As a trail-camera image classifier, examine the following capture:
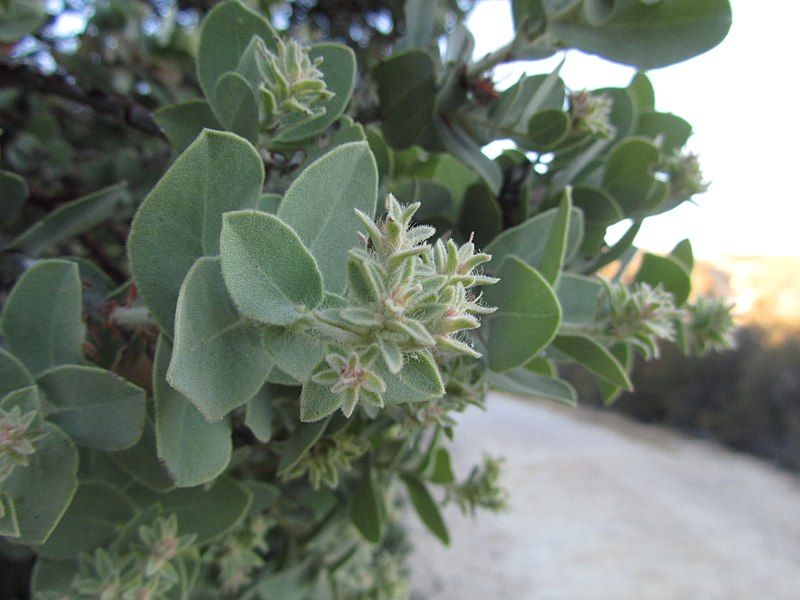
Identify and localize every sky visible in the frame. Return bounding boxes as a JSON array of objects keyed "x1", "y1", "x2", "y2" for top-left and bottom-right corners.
[{"x1": 466, "y1": 0, "x2": 799, "y2": 259}]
